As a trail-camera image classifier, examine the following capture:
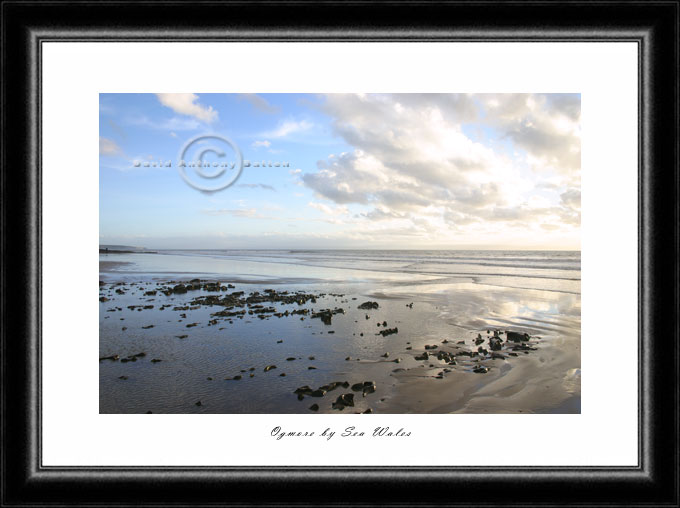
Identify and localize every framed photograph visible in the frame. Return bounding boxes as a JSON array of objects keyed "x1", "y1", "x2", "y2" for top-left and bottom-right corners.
[{"x1": 2, "y1": 1, "x2": 678, "y2": 505}]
